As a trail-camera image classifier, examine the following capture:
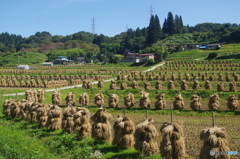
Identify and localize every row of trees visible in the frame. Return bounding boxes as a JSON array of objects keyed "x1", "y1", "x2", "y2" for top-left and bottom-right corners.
[
  {"x1": 0, "y1": 32, "x2": 23, "y2": 52},
  {"x1": 122, "y1": 12, "x2": 185, "y2": 52}
]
